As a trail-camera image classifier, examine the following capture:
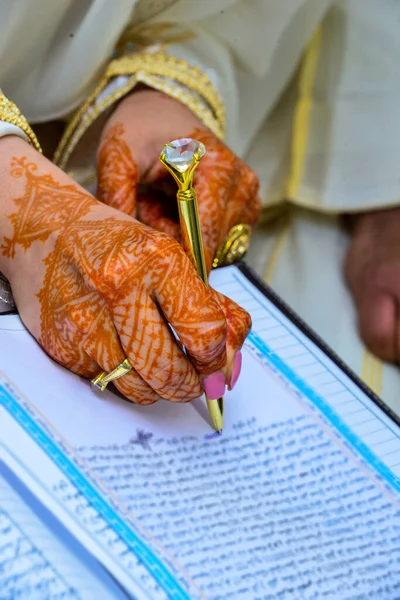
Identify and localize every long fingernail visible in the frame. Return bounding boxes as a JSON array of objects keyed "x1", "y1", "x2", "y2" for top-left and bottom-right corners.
[
  {"x1": 229, "y1": 351, "x2": 242, "y2": 391},
  {"x1": 203, "y1": 372, "x2": 225, "y2": 400}
]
